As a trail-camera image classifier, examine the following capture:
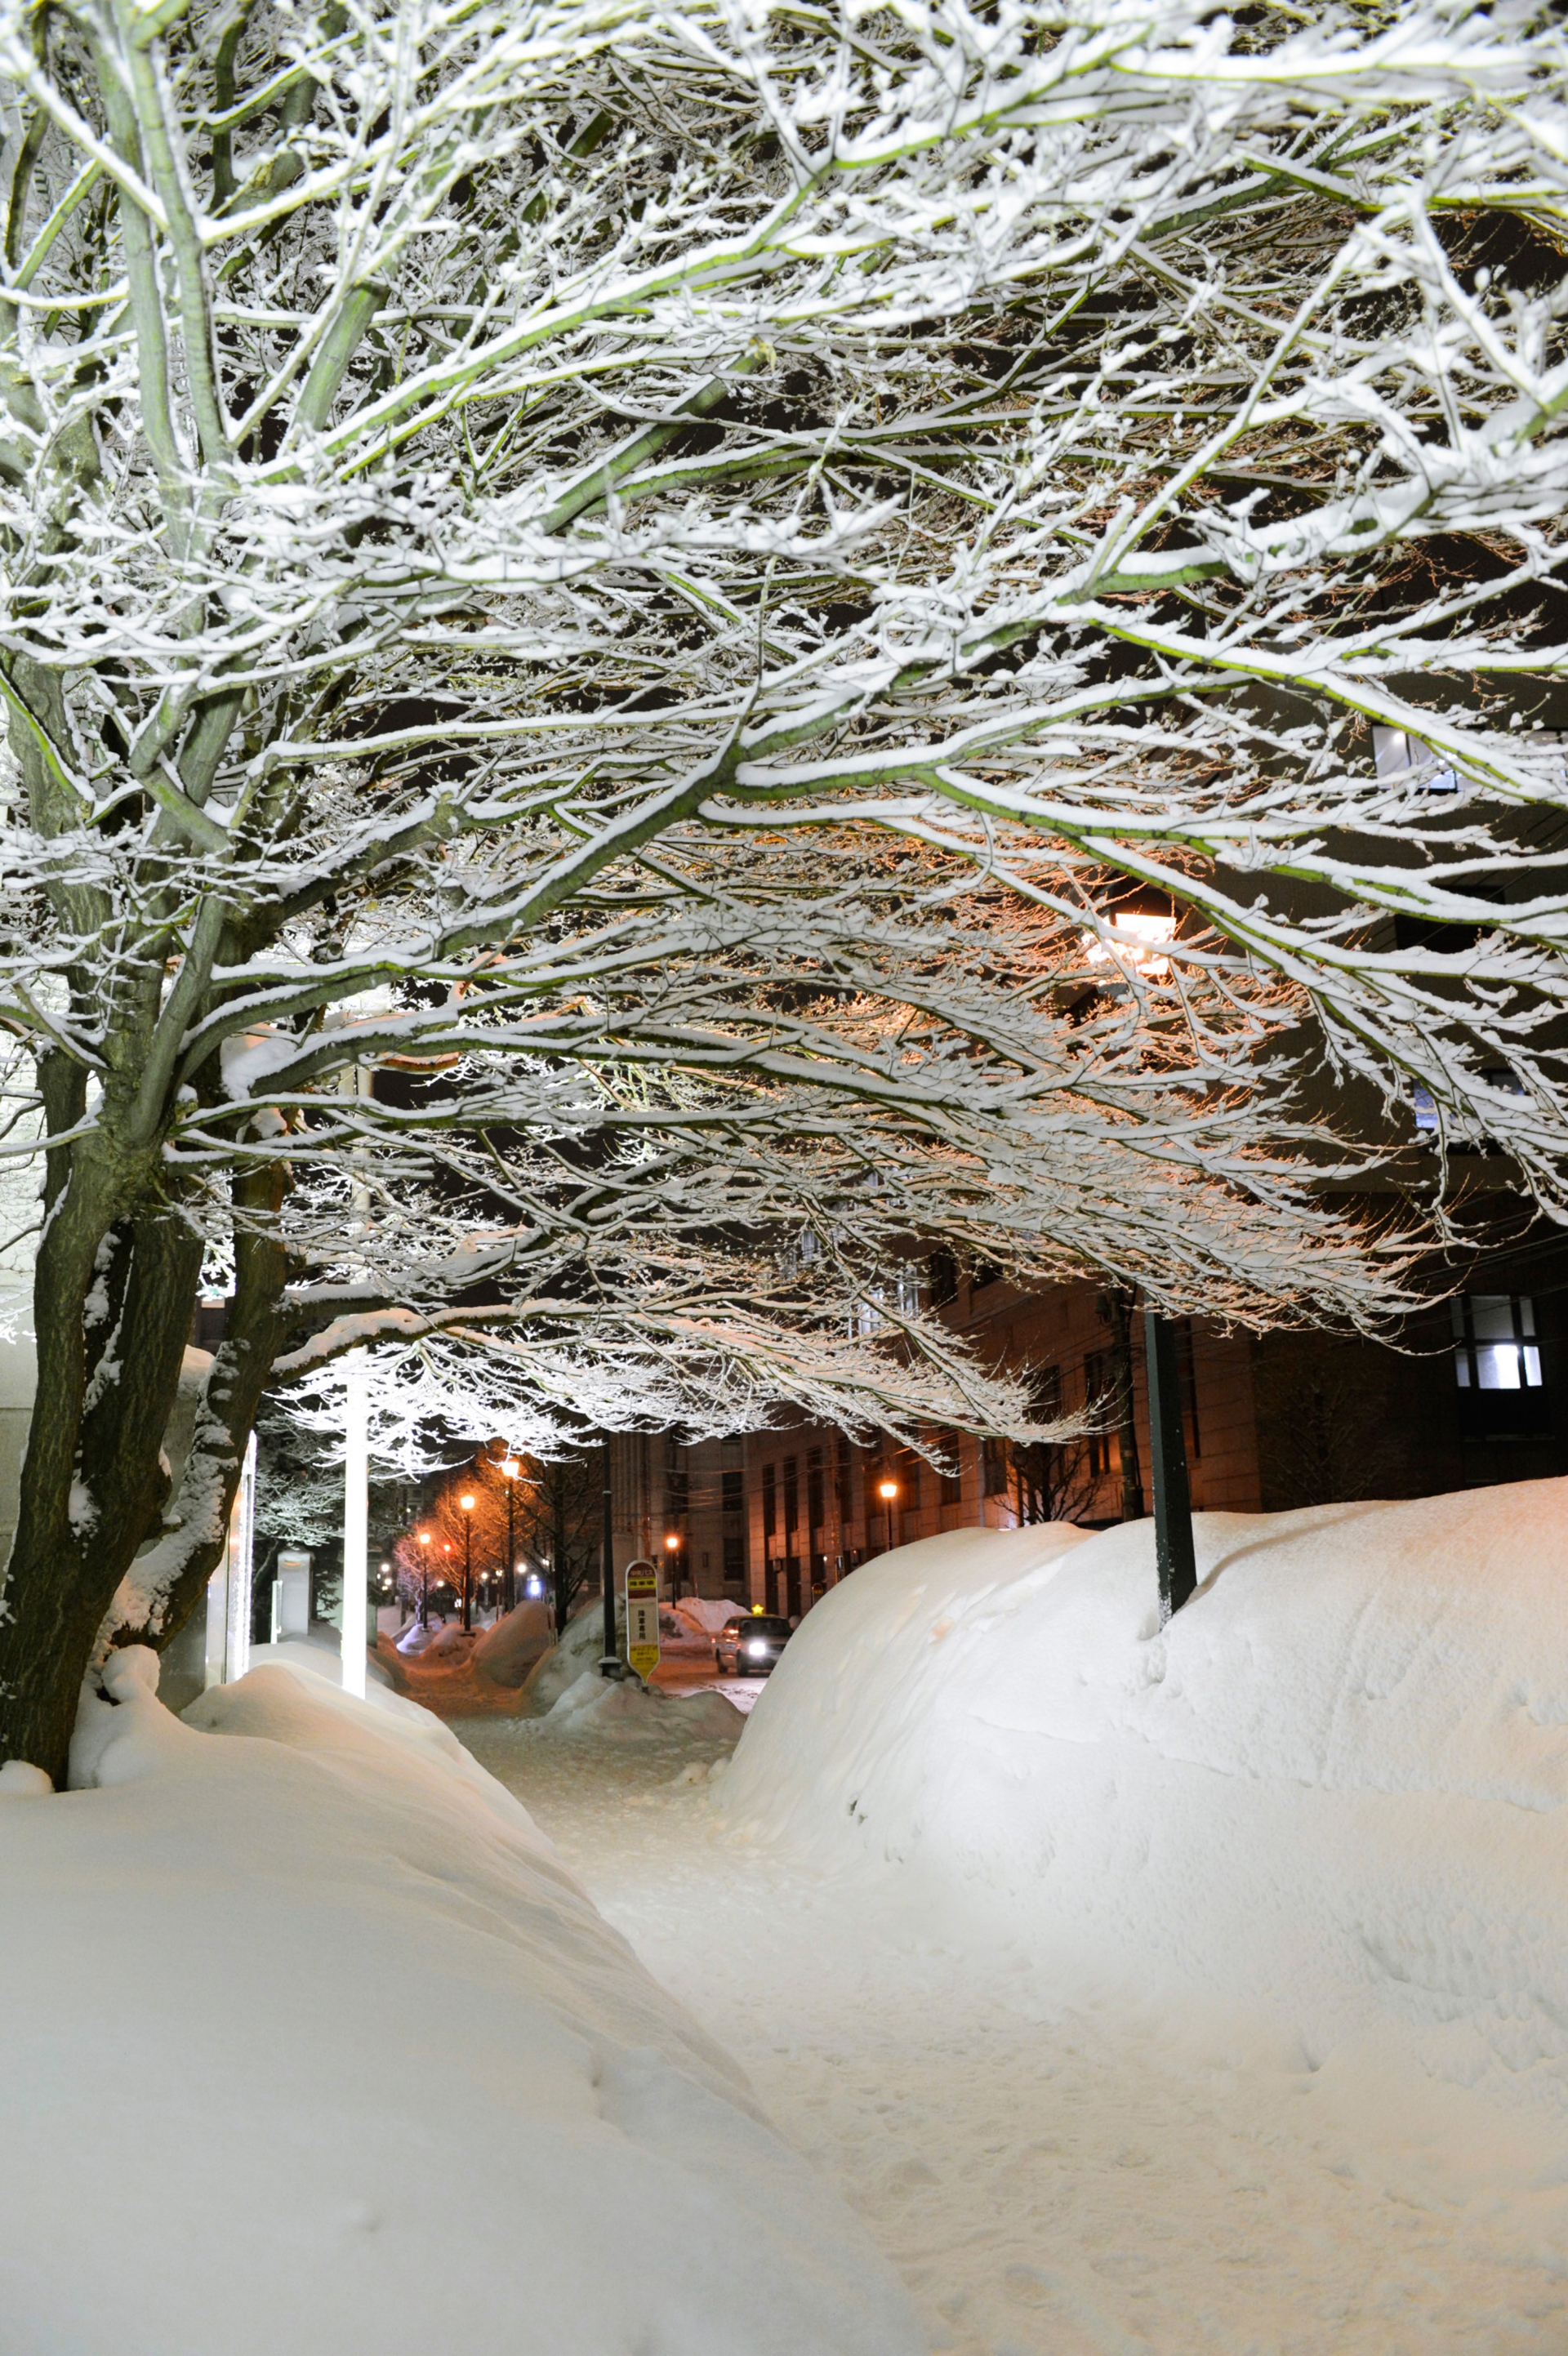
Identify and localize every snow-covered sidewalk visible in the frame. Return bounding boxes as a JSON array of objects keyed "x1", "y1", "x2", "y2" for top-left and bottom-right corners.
[
  {"x1": 0, "y1": 1649, "x2": 921, "y2": 2356},
  {"x1": 455, "y1": 1493, "x2": 1568, "y2": 2356}
]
